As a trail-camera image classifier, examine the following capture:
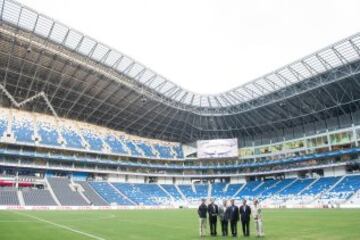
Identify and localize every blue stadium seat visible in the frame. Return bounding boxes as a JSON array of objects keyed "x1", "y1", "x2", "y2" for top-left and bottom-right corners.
[
  {"x1": 112, "y1": 183, "x2": 158, "y2": 205},
  {"x1": 235, "y1": 181, "x2": 263, "y2": 199},
  {"x1": 178, "y1": 185, "x2": 196, "y2": 199},
  {"x1": 89, "y1": 182, "x2": 133, "y2": 205},
  {"x1": 301, "y1": 177, "x2": 340, "y2": 196},
  {"x1": 82, "y1": 131, "x2": 104, "y2": 151},
  {"x1": 251, "y1": 179, "x2": 277, "y2": 196},
  {"x1": 62, "y1": 128, "x2": 84, "y2": 149},
  {"x1": 211, "y1": 183, "x2": 227, "y2": 198},
  {"x1": 37, "y1": 123, "x2": 60, "y2": 146},
  {"x1": 161, "y1": 184, "x2": 183, "y2": 200},
  {"x1": 0, "y1": 117, "x2": 7, "y2": 137},
  {"x1": 194, "y1": 184, "x2": 209, "y2": 199},
  {"x1": 125, "y1": 140, "x2": 142, "y2": 157},
  {"x1": 279, "y1": 179, "x2": 315, "y2": 196},
  {"x1": 173, "y1": 145, "x2": 184, "y2": 158},
  {"x1": 137, "y1": 142, "x2": 156, "y2": 158},
  {"x1": 104, "y1": 135, "x2": 128, "y2": 154},
  {"x1": 223, "y1": 184, "x2": 243, "y2": 198},
  {"x1": 261, "y1": 179, "x2": 295, "y2": 197},
  {"x1": 322, "y1": 175, "x2": 360, "y2": 200},
  {"x1": 12, "y1": 118, "x2": 34, "y2": 143},
  {"x1": 154, "y1": 144, "x2": 175, "y2": 159}
]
